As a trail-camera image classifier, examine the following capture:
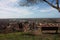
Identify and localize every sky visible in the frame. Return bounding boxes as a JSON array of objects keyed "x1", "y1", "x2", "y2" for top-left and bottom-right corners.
[{"x1": 0, "y1": 0, "x2": 60, "y2": 18}]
